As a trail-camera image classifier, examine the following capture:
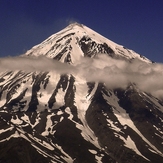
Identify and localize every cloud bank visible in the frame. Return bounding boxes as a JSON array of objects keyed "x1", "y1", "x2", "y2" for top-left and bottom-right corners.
[
  {"x1": 0, "y1": 55, "x2": 163, "y2": 99},
  {"x1": 0, "y1": 56, "x2": 73, "y2": 73}
]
